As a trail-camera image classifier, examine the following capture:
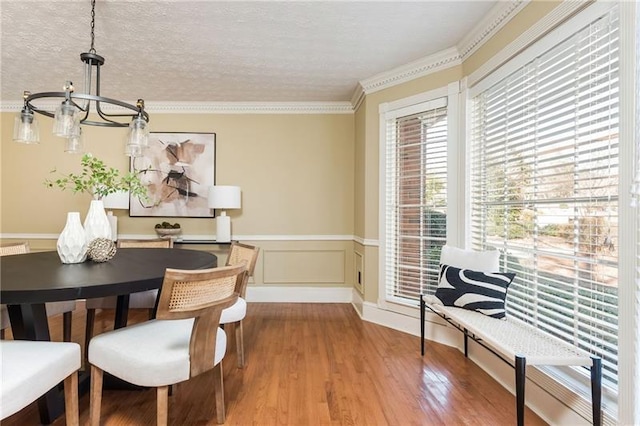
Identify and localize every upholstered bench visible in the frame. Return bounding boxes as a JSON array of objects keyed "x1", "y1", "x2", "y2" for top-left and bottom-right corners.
[{"x1": 420, "y1": 294, "x2": 602, "y2": 426}]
